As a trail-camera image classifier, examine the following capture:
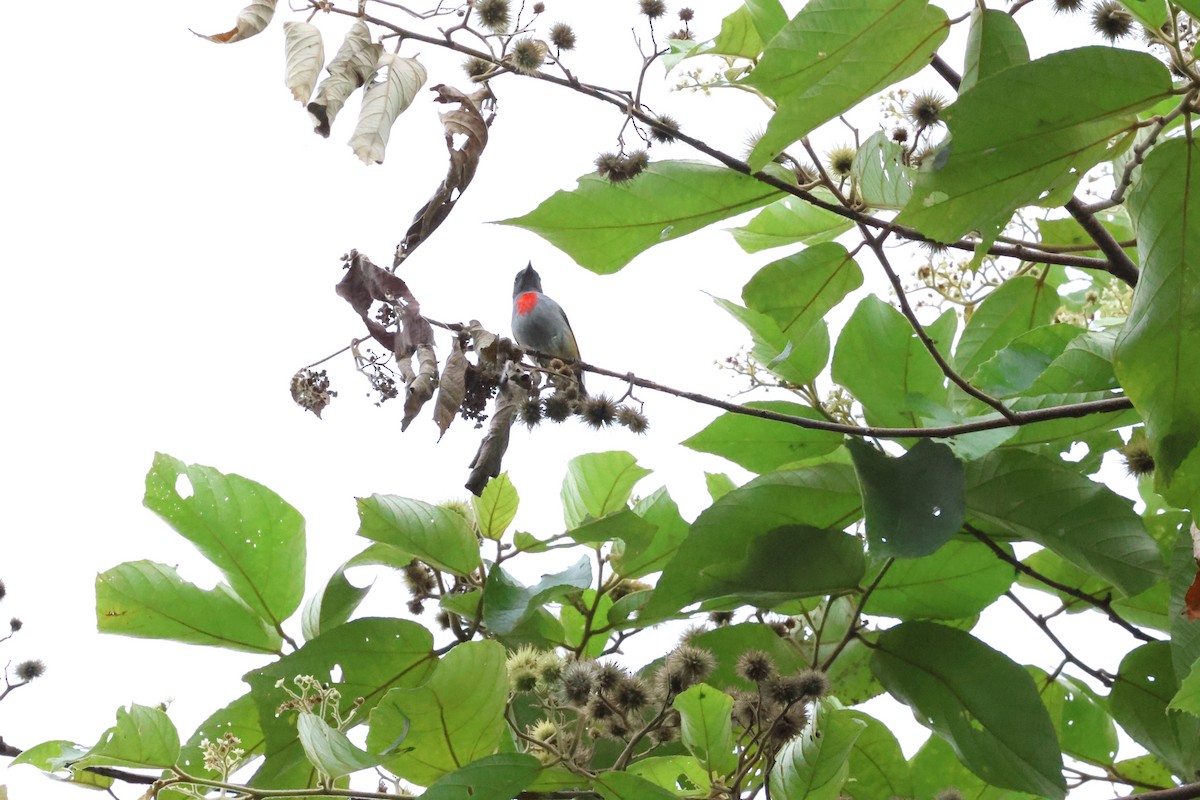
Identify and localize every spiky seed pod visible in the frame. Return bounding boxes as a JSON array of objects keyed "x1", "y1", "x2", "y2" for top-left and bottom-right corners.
[
  {"x1": 519, "y1": 397, "x2": 543, "y2": 429},
  {"x1": 617, "y1": 405, "x2": 650, "y2": 434},
  {"x1": 585, "y1": 694, "x2": 613, "y2": 720},
  {"x1": 731, "y1": 693, "x2": 757, "y2": 728},
  {"x1": 463, "y1": 56, "x2": 492, "y2": 78},
  {"x1": 766, "y1": 674, "x2": 807, "y2": 706},
  {"x1": 1091, "y1": 0, "x2": 1134, "y2": 40},
  {"x1": 529, "y1": 719, "x2": 557, "y2": 742},
  {"x1": 769, "y1": 707, "x2": 804, "y2": 741},
  {"x1": 678, "y1": 623, "x2": 708, "y2": 645},
  {"x1": 614, "y1": 677, "x2": 651, "y2": 712},
  {"x1": 655, "y1": 663, "x2": 688, "y2": 697},
  {"x1": 794, "y1": 668, "x2": 831, "y2": 699},
  {"x1": 543, "y1": 393, "x2": 573, "y2": 422},
  {"x1": 507, "y1": 645, "x2": 542, "y2": 692},
  {"x1": 594, "y1": 661, "x2": 625, "y2": 692},
  {"x1": 737, "y1": 650, "x2": 776, "y2": 683},
  {"x1": 708, "y1": 610, "x2": 734, "y2": 626},
  {"x1": 9, "y1": 617, "x2": 22, "y2": 632},
  {"x1": 604, "y1": 719, "x2": 631, "y2": 739},
  {"x1": 769, "y1": 621, "x2": 790, "y2": 637},
  {"x1": 678, "y1": 7, "x2": 694, "y2": 20},
  {"x1": 650, "y1": 114, "x2": 681, "y2": 143},
  {"x1": 668, "y1": 28, "x2": 694, "y2": 40},
  {"x1": 549, "y1": 22, "x2": 577, "y2": 50},
  {"x1": 0, "y1": 580, "x2": 6, "y2": 601},
  {"x1": 1053, "y1": 0, "x2": 1085, "y2": 12},
  {"x1": 640, "y1": 0, "x2": 667, "y2": 18},
  {"x1": 1122, "y1": 436, "x2": 1155, "y2": 476},
  {"x1": 827, "y1": 145, "x2": 856, "y2": 177},
  {"x1": 581, "y1": 394, "x2": 619, "y2": 429},
  {"x1": 935, "y1": 790, "x2": 966, "y2": 800},
  {"x1": 532, "y1": 1, "x2": 545, "y2": 12},
  {"x1": 474, "y1": 0, "x2": 511, "y2": 32},
  {"x1": 906, "y1": 91, "x2": 947, "y2": 126},
  {"x1": 402, "y1": 561, "x2": 437, "y2": 597},
  {"x1": 434, "y1": 610, "x2": 452, "y2": 629},
  {"x1": 560, "y1": 660, "x2": 596, "y2": 704},
  {"x1": 594, "y1": 150, "x2": 649, "y2": 183},
  {"x1": 15, "y1": 660, "x2": 45, "y2": 682},
  {"x1": 609, "y1": 578, "x2": 651, "y2": 600},
  {"x1": 667, "y1": 645, "x2": 717, "y2": 686},
  {"x1": 536, "y1": 651, "x2": 564, "y2": 688},
  {"x1": 891, "y1": 126, "x2": 909, "y2": 143},
  {"x1": 407, "y1": 598, "x2": 425, "y2": 615},
  {"x1": 511, "y1": 38, "x2": 546, "y2": 75}
]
